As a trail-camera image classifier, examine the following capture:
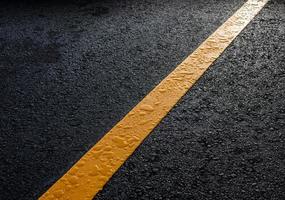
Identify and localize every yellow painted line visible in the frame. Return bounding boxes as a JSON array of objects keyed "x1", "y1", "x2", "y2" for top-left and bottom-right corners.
[{"x1": 40, "y1": 0, "x2": 269, "y2": 199}]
